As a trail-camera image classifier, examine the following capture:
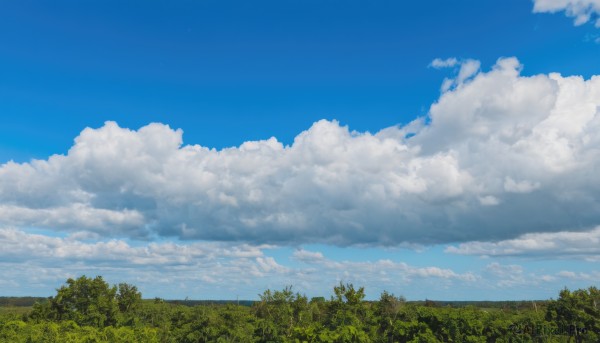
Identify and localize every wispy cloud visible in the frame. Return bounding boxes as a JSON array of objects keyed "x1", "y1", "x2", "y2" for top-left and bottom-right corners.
[
  {"x1": 292, "y1": 249, "x2": 477, "y2": 282},
  {"x1": 430, "y1": 57, "x2": 481, "y2": 91},
  {"x1": 430, "y1": 57, "x2": 459, "y2": 68}
]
